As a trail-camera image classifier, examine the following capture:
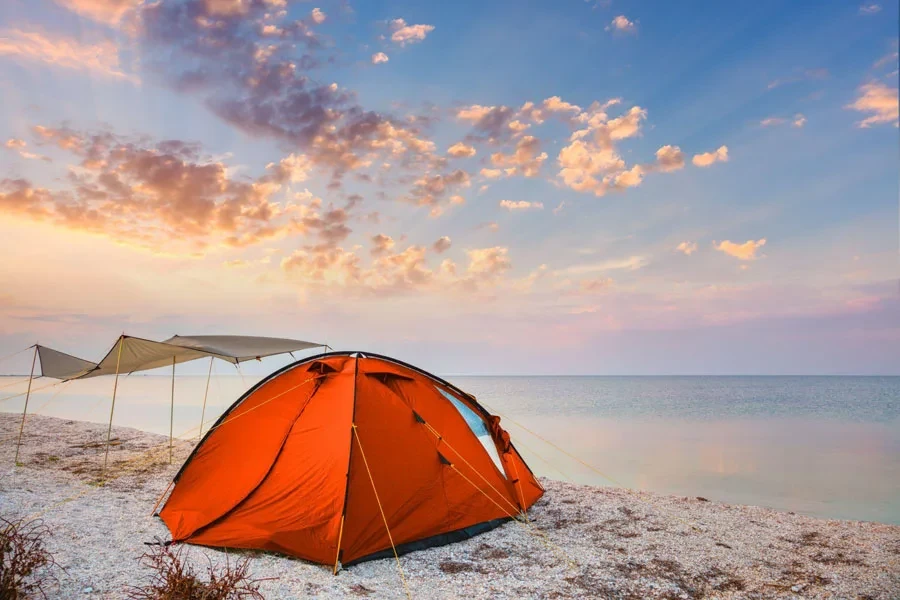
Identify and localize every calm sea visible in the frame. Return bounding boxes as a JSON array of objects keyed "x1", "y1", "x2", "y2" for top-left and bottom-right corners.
[{"x1": 2, "y1": 374, "x2": 898, "y2": 524}]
